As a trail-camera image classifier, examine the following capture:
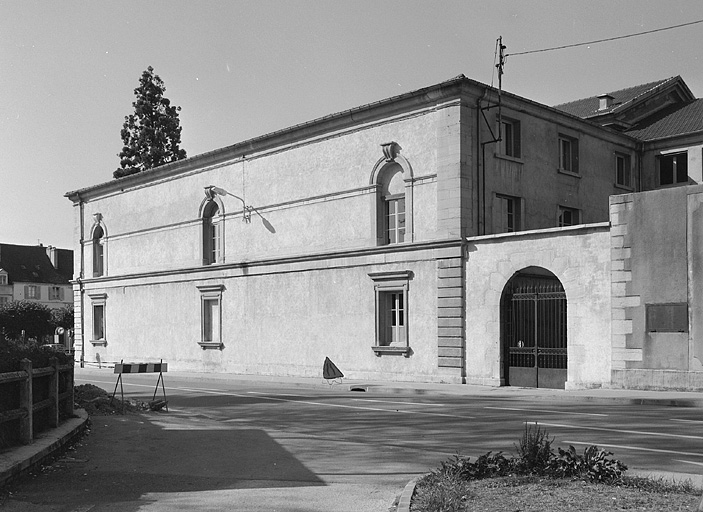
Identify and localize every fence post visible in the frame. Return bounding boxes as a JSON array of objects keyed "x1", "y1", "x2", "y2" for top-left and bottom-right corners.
[
  {"x1": 64, "y1": 363, "x2": 74, "y2": 418},
  {"x1": 19, "y1": 358, "x2": 33, "y2": 444},
  {"x1": 49, "y1": 357, "x2": 59, "y2": 428}
]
